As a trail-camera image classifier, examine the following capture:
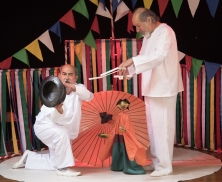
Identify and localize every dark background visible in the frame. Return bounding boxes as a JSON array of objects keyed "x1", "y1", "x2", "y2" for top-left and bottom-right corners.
[{"x1": 0, "y1": 0, "x2": 222, "y2": 69}]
